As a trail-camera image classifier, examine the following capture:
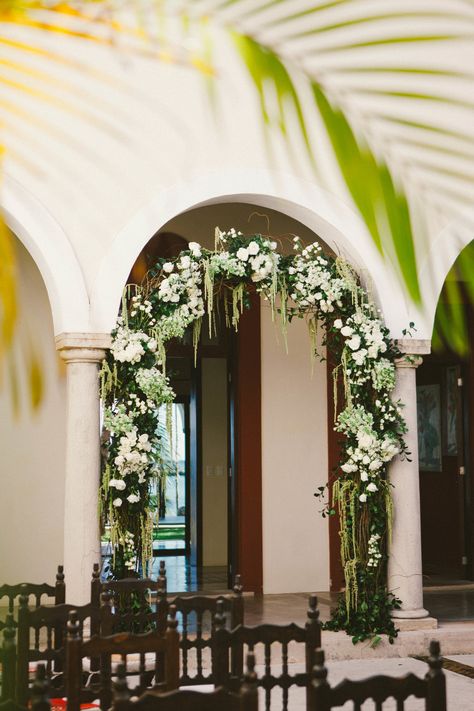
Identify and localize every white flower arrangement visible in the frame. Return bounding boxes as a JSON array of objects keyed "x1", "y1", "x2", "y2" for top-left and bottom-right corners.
[{"x1": 100, "y1": 228, "x2": 408, "y2": 638}]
